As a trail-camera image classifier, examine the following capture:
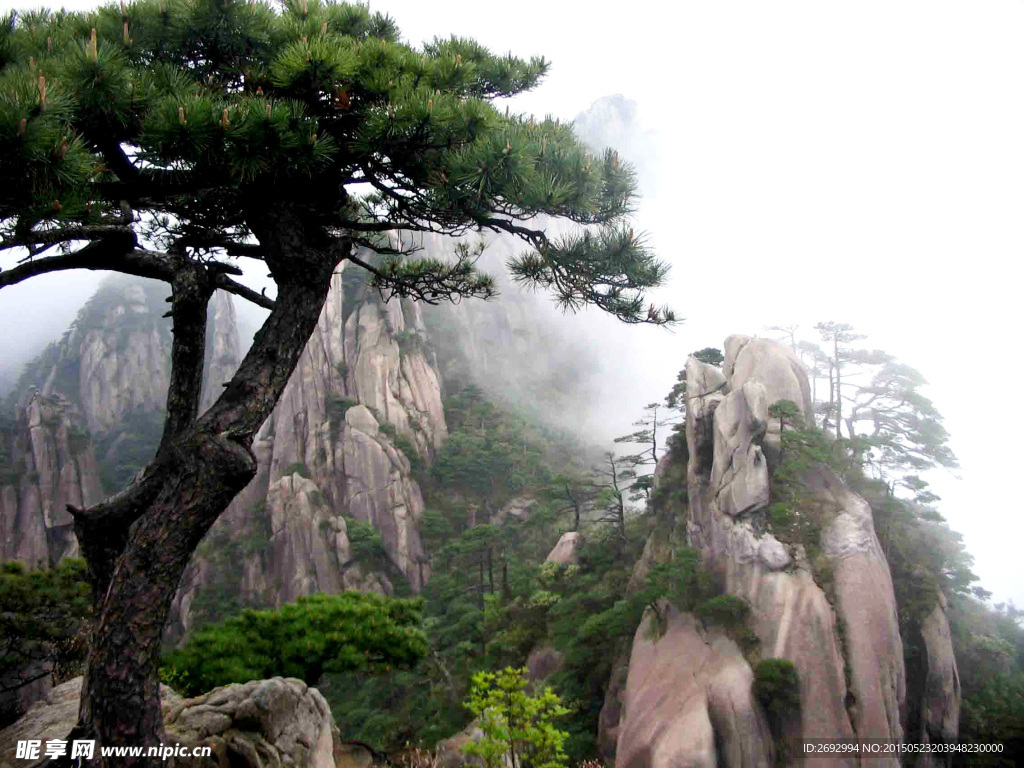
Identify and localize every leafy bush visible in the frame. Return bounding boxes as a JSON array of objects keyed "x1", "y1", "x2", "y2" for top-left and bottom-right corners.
[
  {"x1": 346, "y1": 517, "x2": 387, "y2": 563},
  {"x1": 161, "y1": 592, "x2": 427, "y2": 696},
  {"x1": 695, "y1": 594, "x2": 758, "y2": 655},
  {"x1": 753, "y1": 659, "x2": 800, "y2": 715},
  {"x1": 283, "y1": 462, "x2": 310, "y2": 479},
  {"x1": 695, "y1": 594, "x2": 750, "y2": 628}
]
